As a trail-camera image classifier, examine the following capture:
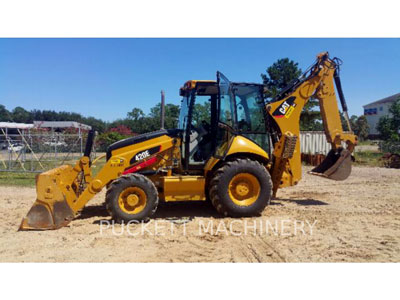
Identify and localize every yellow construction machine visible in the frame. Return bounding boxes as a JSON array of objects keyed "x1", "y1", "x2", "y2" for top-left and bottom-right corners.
[{"x1": 19, "y1": 52, "x2": 357, "y2": 230}]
